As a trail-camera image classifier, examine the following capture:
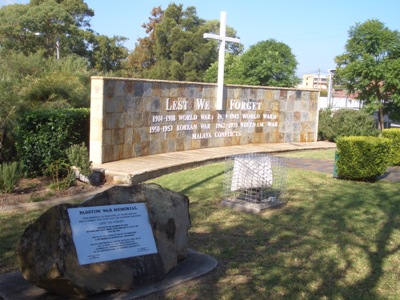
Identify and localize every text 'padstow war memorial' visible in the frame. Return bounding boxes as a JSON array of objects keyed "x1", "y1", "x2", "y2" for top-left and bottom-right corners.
[{"x1": 90, "y1": 77, "x2": 319, "y2": 164}]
